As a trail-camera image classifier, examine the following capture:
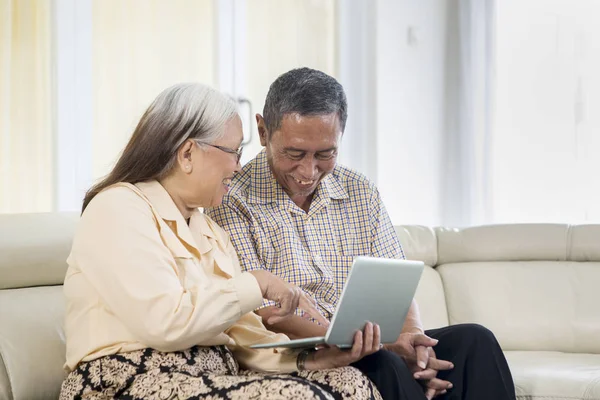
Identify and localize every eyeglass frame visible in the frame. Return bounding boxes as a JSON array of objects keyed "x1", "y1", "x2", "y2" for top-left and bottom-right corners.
[{"x1": 194, "y1": 140, "x2": 243, "y2": 163}]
